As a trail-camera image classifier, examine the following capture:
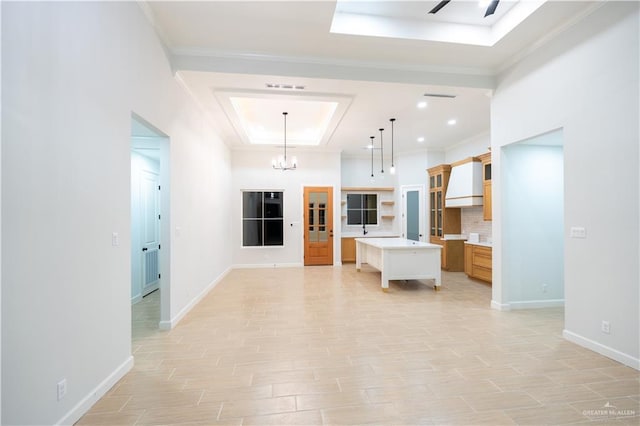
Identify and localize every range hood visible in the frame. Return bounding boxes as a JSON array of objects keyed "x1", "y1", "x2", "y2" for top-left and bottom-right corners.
[{"x1": 445, "y1": 158, "x2": 483, "y2": 208}]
